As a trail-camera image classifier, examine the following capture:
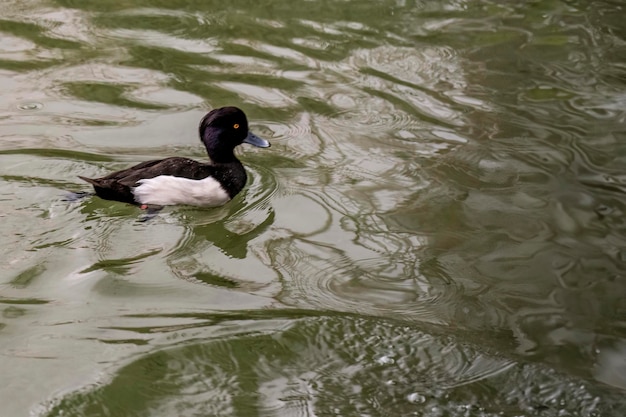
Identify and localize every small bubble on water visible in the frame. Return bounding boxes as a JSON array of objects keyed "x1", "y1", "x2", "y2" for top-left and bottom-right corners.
[
  {"x1": 407, "y1": 392, "x2": 425, "y2": 403},
  {"x1": 429, "y1": 406, "x2": 443, "y2": 417},
  {"x1": 376, "y1": 355, "x2": 395, "y2": 365},
  {"x1": 17, "y1": 102, "x2": 43, "y2": 111}
]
